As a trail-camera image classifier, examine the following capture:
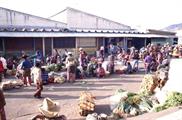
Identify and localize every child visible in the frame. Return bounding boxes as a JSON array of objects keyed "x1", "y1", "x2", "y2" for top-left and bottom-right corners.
[
  {"x1": 96, "y1": 64, "x2": 105, "y2": 78},
  {"x1": 31, "y1": 62, "x2": 43, "y2": 98}
]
